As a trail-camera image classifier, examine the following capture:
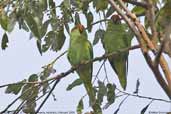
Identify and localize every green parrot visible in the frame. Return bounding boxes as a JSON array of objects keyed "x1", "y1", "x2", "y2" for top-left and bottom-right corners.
[
  {"x1": 155, "y1": 0, "x2": 171, "y2": 57},
  {"x1": 67, "y1": 24, "x2": 102, "y2": 113},
  {"x1": 102, "y1": 15, "x2": 129, "y2": 90}
]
